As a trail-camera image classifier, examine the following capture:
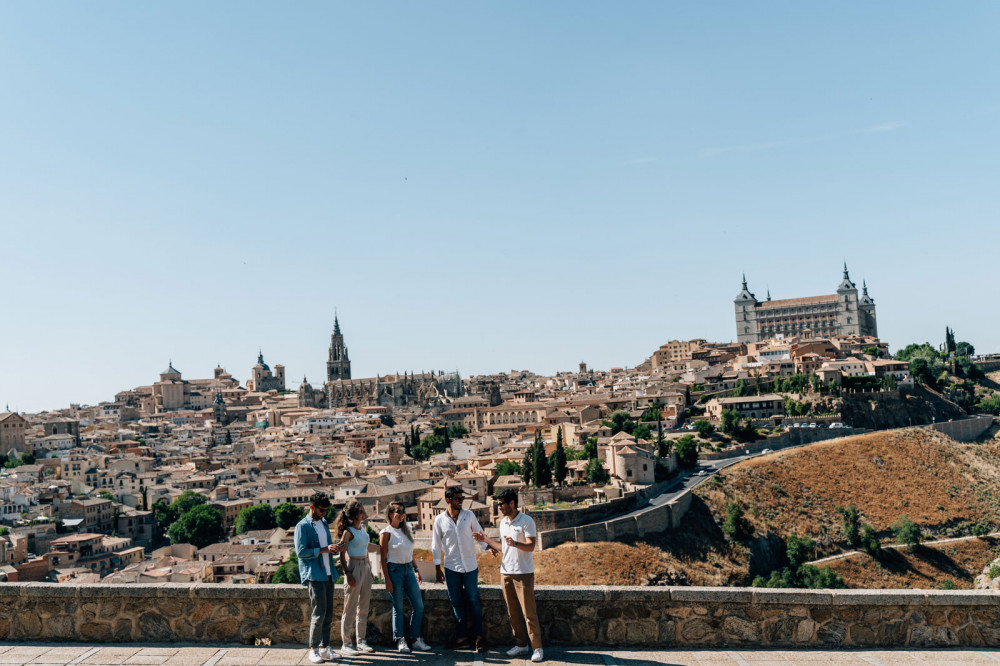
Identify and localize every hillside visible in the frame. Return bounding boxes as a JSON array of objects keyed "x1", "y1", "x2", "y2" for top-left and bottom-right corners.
[
  {"x1": 697, "y1": 427, "x2": 1000, "y2": 555},
  {"x1": 822, "y1": 537, "x2": 1000, "y2": 589}
]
